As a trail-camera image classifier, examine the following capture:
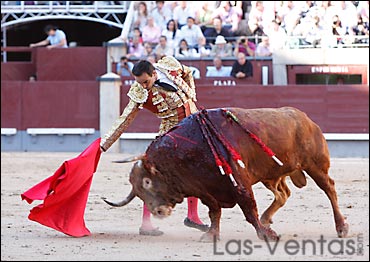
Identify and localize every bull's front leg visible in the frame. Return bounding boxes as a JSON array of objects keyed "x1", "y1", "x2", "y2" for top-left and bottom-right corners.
[
  {"x1": 199, "y1": 196, "x2": 222, "y2": 242},
  {"x1": 236, "y1": 184, "x2": 280, "y2": 241}
]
